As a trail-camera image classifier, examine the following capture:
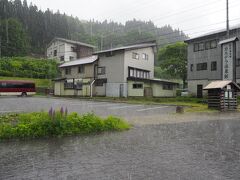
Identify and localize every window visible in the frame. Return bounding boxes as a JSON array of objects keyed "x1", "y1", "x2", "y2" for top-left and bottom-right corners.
[
  {"x1": 132, "y1": 52, "x2": 139, "y2": 59},
  {"x1": 205, "y1": 41, "x2": 211, "y2": 50},
  {"x1": 198, "y1": 42, "x2": 204, "y2": 51},
  {"x1": 97, "y1": 67, "x2": 106, "y2": 75},
  {"x1": 75, "y1": 79, "x2": 83, "y2": 90},
  {"x1": 194, "y1": 44, "x2": 199, "y2": 52},
  {"x1": 95, "y1": 79, "x2": 107, "y2": 87},
  {"x1": 190, "y1": 64, "x2": 194, "y2": 72},
  {"x1": 78, "y1": 65, "x2": 85, "y2": 74},
  {"x1": 71, "y1": 46, "x2": 75, "y2": 52},
  {"x1": 197, "y1": 63, "x2": 207, "y2": 71},
  {"x1": 210, "y1": 40, "x2": 217, "y2": 49},
  {"x1": 133, "y1": 83, "x2": 143, "y2": 89},
  {"x1": 163, "y1": 84, "x2": 173, "y2": 90},
  {"x1": 128, "y1": 67, "x2": 150, "y2": 79},
  {"x1": 64, "y1": 79, "x2": 74, "y2": 89},
  {"x1": 69, "y1": 56, "x2": 74, "y2": 61},
  {"x1": 60, "y1": 56, "x2": 64, "y2": 61},
  {"x1": 65, "y1": 68, "x2": 71, "y2": 75},
  {"x1": 211, "y1": 61, "x2": 217, "y2": 71},
  {"x1": 130, "y1": 69, "x2": 134, "y2": 77},
  {"x1": 236, "y1": 58, "x2": 240, "y2": 66},
  {"x1": 142, "y1": 53, "x2": 148, "y2": 60},
  {"x1": 54, "y1": 50, "x2": 57, "y2": 56}
]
